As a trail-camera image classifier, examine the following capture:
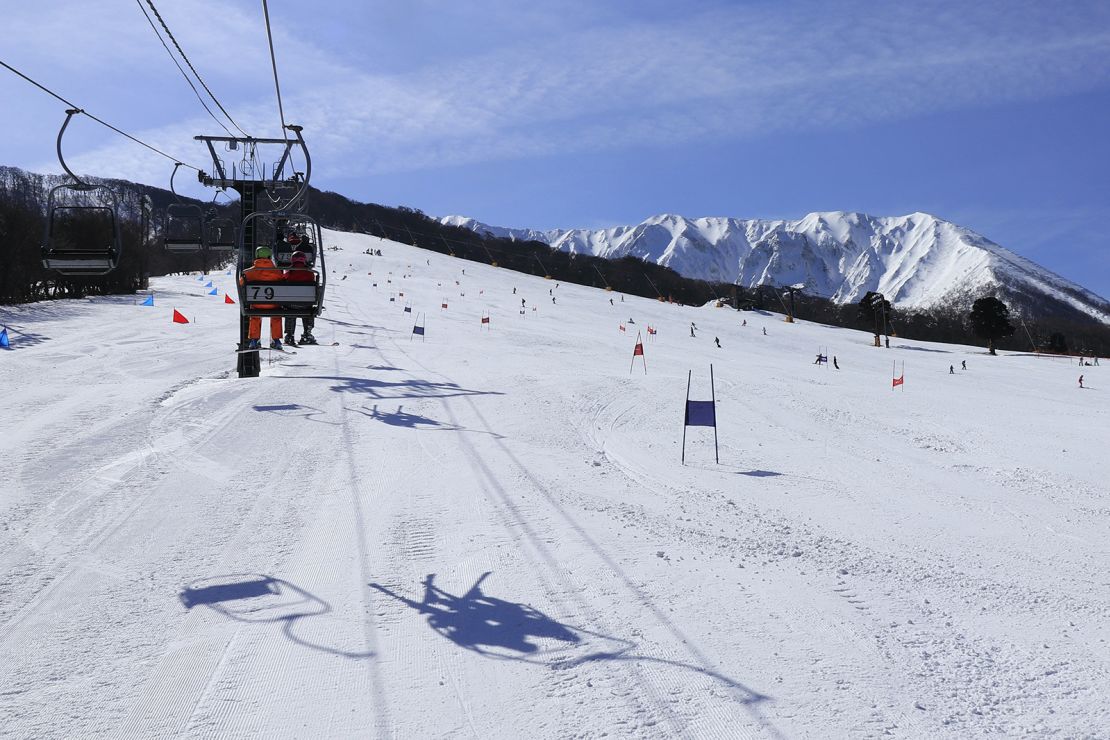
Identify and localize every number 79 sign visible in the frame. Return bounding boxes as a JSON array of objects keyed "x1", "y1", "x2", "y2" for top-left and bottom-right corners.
[{"x1": 245, "y1": 284, "x2": 315, "y2": 303}]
